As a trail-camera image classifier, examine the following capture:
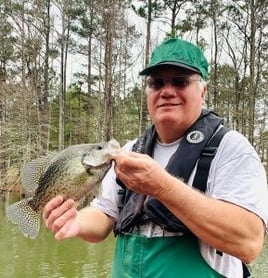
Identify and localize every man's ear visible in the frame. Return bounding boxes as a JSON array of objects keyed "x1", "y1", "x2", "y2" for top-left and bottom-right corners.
[{"x1": 201, "y1": 83, "x2": 207, "y2": 102}]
